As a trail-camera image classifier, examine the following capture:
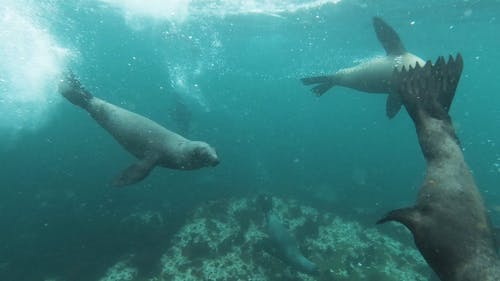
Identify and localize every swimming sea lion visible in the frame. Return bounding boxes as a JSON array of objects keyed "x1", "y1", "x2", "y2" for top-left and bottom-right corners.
[
  {"x1": 58, "y1": 73, "x2": 219, "y2": 187},
  {"x1": 301, "y1": 17, "x2": 425, "y2": 118},
  {"x1": 256, "y1": 194, "x2": 318, "y2": 274},
  {"x1": 377, "y1": 55, "x2": 500, "y2": 280}
]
